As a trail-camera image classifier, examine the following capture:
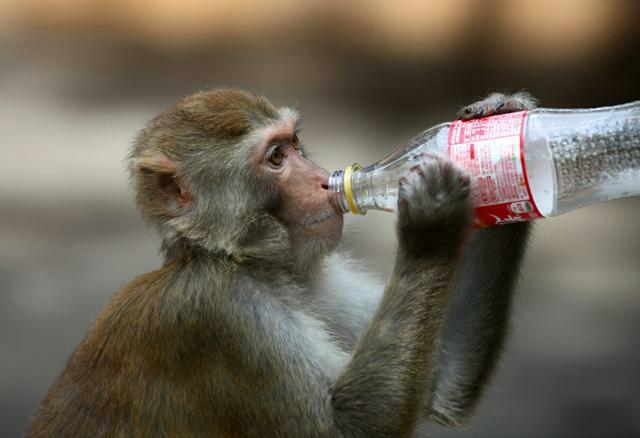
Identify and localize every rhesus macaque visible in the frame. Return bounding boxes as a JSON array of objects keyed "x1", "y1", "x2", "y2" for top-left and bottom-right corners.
[{"x1": 28, "y1": 90, "x2": 535, "y2": 437}]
